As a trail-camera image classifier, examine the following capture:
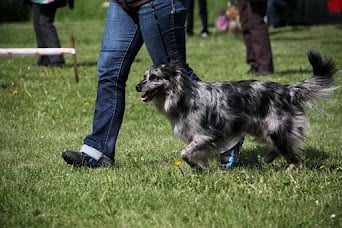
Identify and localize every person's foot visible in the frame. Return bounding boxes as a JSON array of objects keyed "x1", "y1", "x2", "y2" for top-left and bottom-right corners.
[
  {"x1": 200, "y1": 30, "x2": 210, "y2": 38},
  {"x1": 255, "y1": 70, "x2": 273, "y2": 76},
  {"x1": 62, "y1": 150, "x2": 114, "y2": 168},
  {"x1": 220, "y1": 139, "x2": 243, "y2": 170},
  {"x1": 246, "y1": 67, "x2": 258, "y2": 74}
]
